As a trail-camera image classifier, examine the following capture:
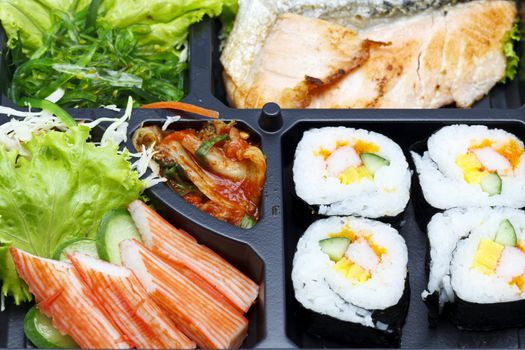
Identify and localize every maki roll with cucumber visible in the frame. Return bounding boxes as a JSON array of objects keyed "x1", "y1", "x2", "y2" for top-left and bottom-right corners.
[
  {"x1": 292, "y1": 216, "x2": 409, "y2": 347},
  {"x1": 293, "y1": 127, "x2": 411, "y2": 217},
  {"x1": 412, "y1": 125, "x2": 525, "y2": 209},
  {"x1": 424, "y1": 207, "x2": 525, "y2": 330}
]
